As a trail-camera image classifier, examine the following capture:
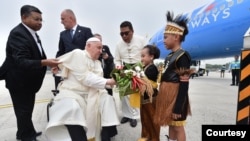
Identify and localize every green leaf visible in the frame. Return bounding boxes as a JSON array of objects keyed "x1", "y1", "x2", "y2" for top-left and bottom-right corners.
[
  {"x1": 118, "y1": 81, "x2": 139, "y2": 99},
  {"x1": 124, "y1": 63, "x2": 132, "y2": 69}
]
